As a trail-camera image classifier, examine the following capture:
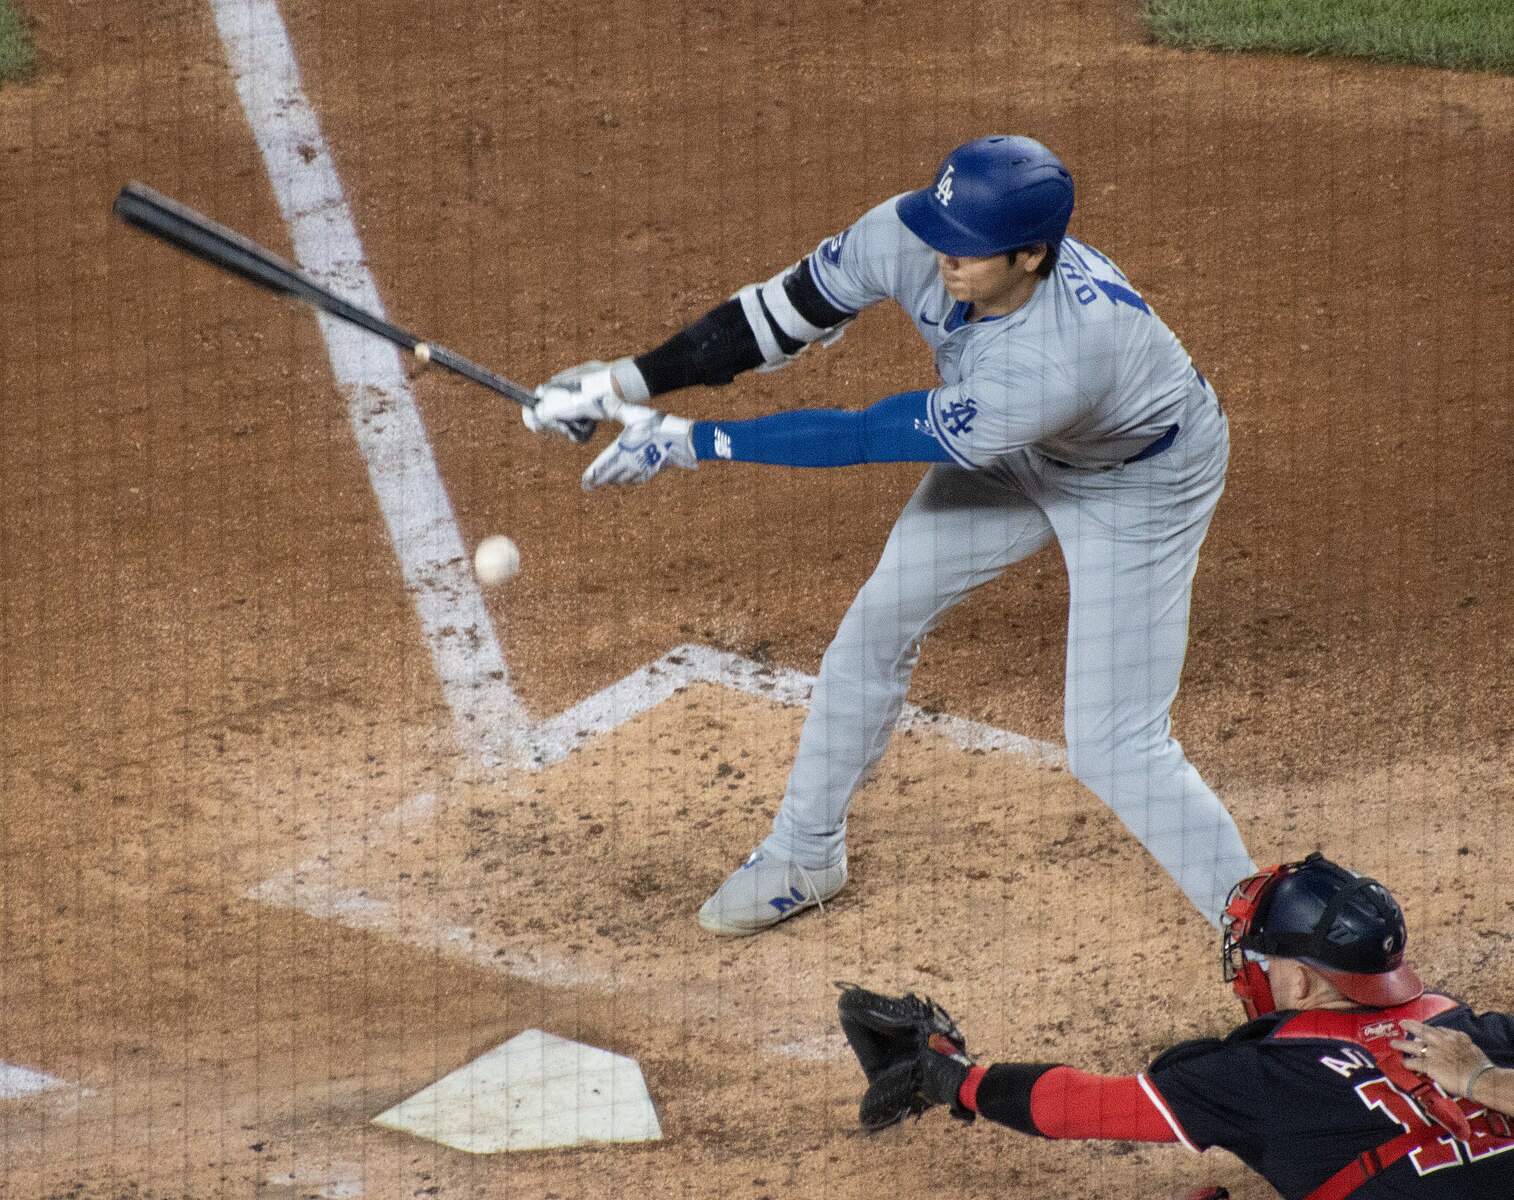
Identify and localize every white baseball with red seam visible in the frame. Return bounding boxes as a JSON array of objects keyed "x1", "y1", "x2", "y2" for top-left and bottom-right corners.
[{"x1": 473, "y1": 535, "x2": 520, "y2": 585}]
